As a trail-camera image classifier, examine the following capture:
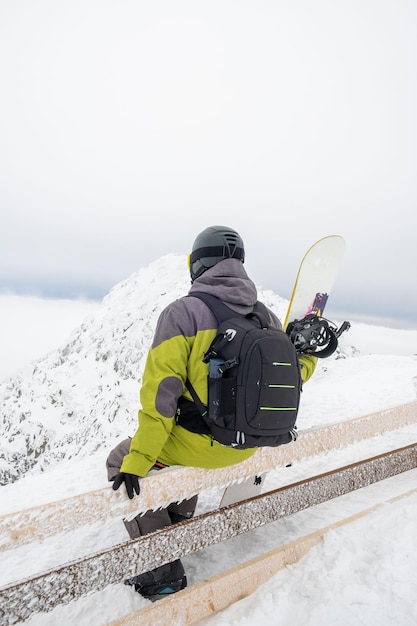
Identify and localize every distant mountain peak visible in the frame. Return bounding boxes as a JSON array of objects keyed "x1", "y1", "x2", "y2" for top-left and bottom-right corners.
[{"x1": 0, "y1": 254, "x2": 288, "y2": 485}]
